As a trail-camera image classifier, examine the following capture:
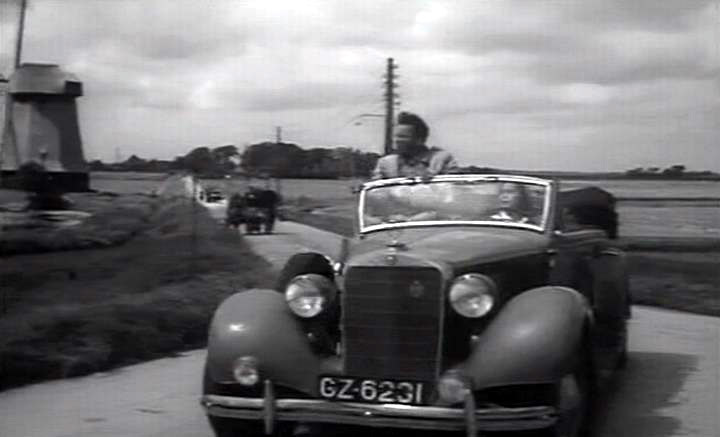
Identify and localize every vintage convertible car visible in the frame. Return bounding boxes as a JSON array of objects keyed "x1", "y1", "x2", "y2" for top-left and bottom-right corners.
[{"x1": 201, "y1": 174, "x2": 630, "y2": 436}]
